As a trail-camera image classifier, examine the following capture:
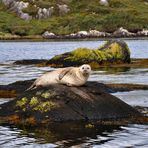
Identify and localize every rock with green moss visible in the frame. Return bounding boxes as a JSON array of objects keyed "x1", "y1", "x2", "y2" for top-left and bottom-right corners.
[
  {"x1": 0, "y1": 82, "x2": 141, "y2": 125},
  {"x1": 45, "y1": 40, "x2": 131, "y2": 68}
]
